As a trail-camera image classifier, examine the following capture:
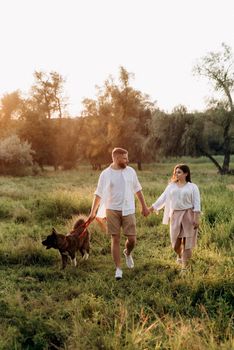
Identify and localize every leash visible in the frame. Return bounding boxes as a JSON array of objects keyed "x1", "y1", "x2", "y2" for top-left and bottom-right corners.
[{"x1": 70, "y1": 217, "x2": 95, "y2": 238}]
